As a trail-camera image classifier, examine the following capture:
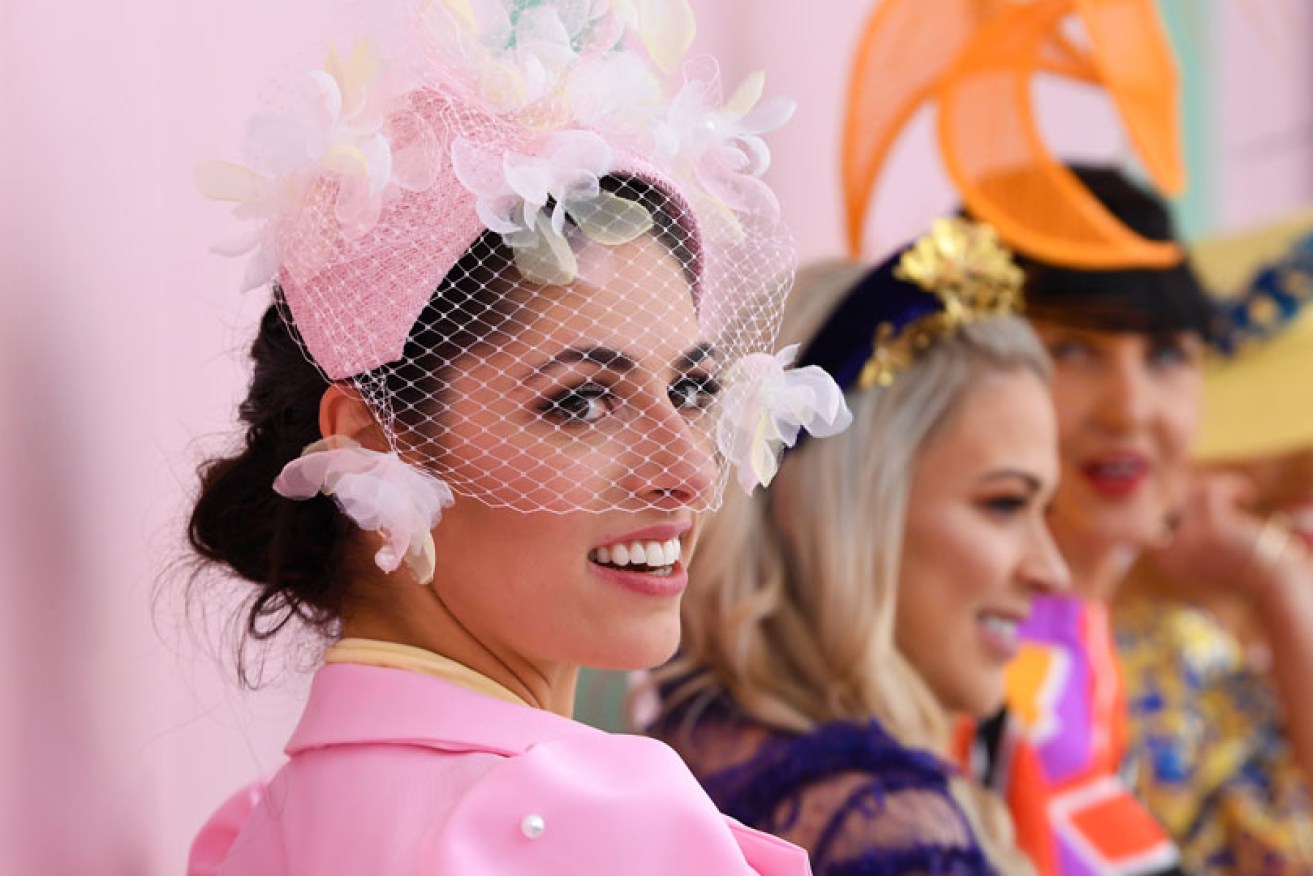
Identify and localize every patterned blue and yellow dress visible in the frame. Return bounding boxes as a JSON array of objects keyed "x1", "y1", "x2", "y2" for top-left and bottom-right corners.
[{"x1": 1116, "y1": 598, "x2": 1313, "y2": 875}]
